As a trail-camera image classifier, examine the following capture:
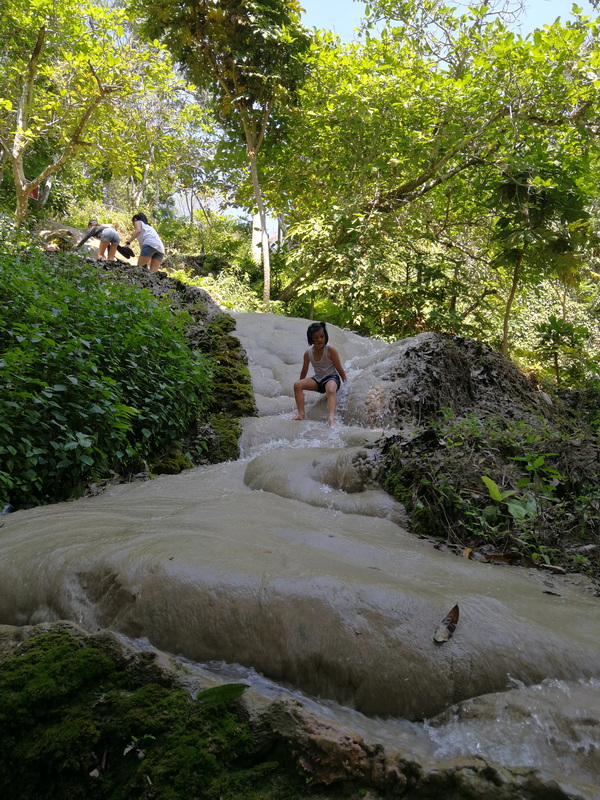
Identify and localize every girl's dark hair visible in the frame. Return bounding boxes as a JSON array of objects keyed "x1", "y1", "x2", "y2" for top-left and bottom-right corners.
[
  {"x1": 307, "y1": 321, "x2": 329, "y2": 345},
  {"x1": 132, "y1": 213, "x2": 148, "y2": 224}
]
